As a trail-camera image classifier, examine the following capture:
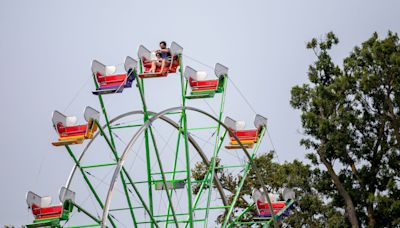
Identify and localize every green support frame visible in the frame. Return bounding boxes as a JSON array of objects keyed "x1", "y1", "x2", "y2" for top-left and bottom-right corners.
[
  {"x1": 222, "y1": 127, "x2": 267, "y2": 227},
  {"x1": 137, "y1": 52, "x2": 187, "y2": 228},
  {"x1": 92, "y1": 71, "x2": 139, "y2": 227},
  {"x1": 32, "y1": 44, "x2": 285, "y2": 228}
]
